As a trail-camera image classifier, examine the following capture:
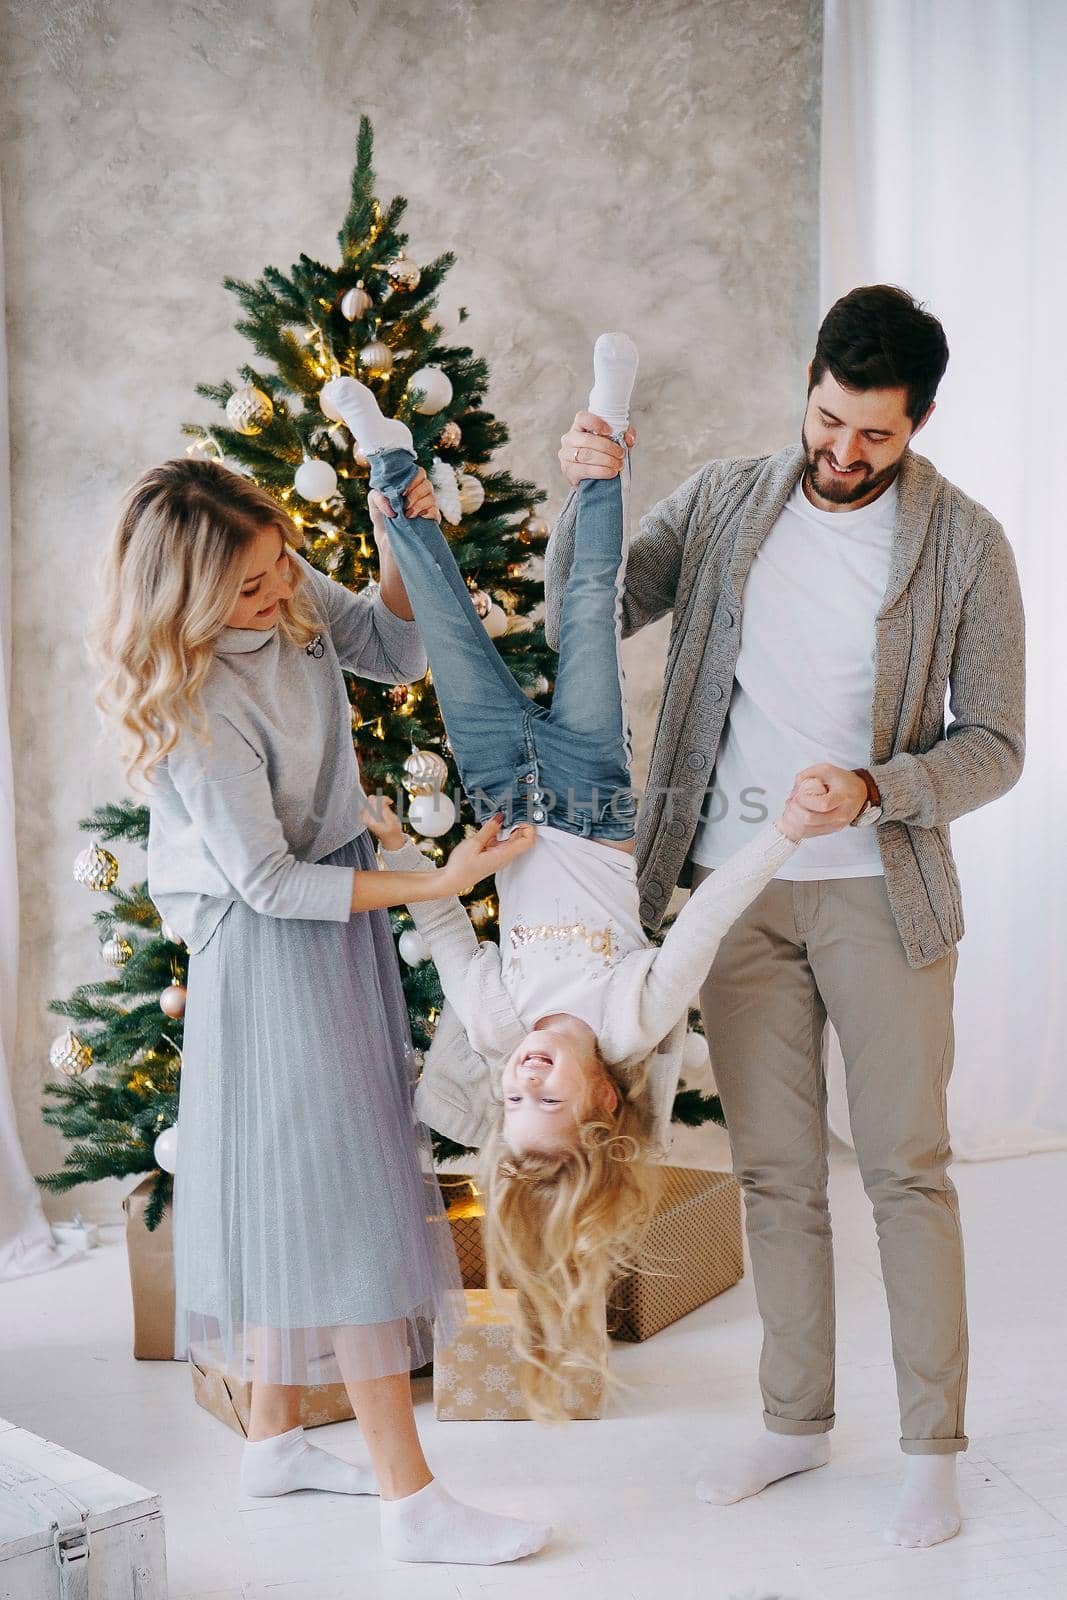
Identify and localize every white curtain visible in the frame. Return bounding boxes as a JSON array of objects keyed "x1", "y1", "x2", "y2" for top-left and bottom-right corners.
[
  {"x1": 0, "y1": 182, "x2": 66, "y2": 1278},
  {"x1": 820, "y1": 1, "x2": 1067, "y2": 1158}
]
